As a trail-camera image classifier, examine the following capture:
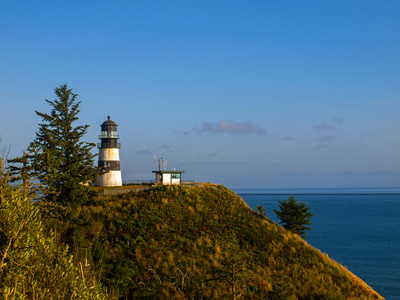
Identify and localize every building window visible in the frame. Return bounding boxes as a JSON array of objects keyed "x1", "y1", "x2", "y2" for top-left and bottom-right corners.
[{"x1": 171, "y1": 173, "x2": 180, "y2": 179}]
